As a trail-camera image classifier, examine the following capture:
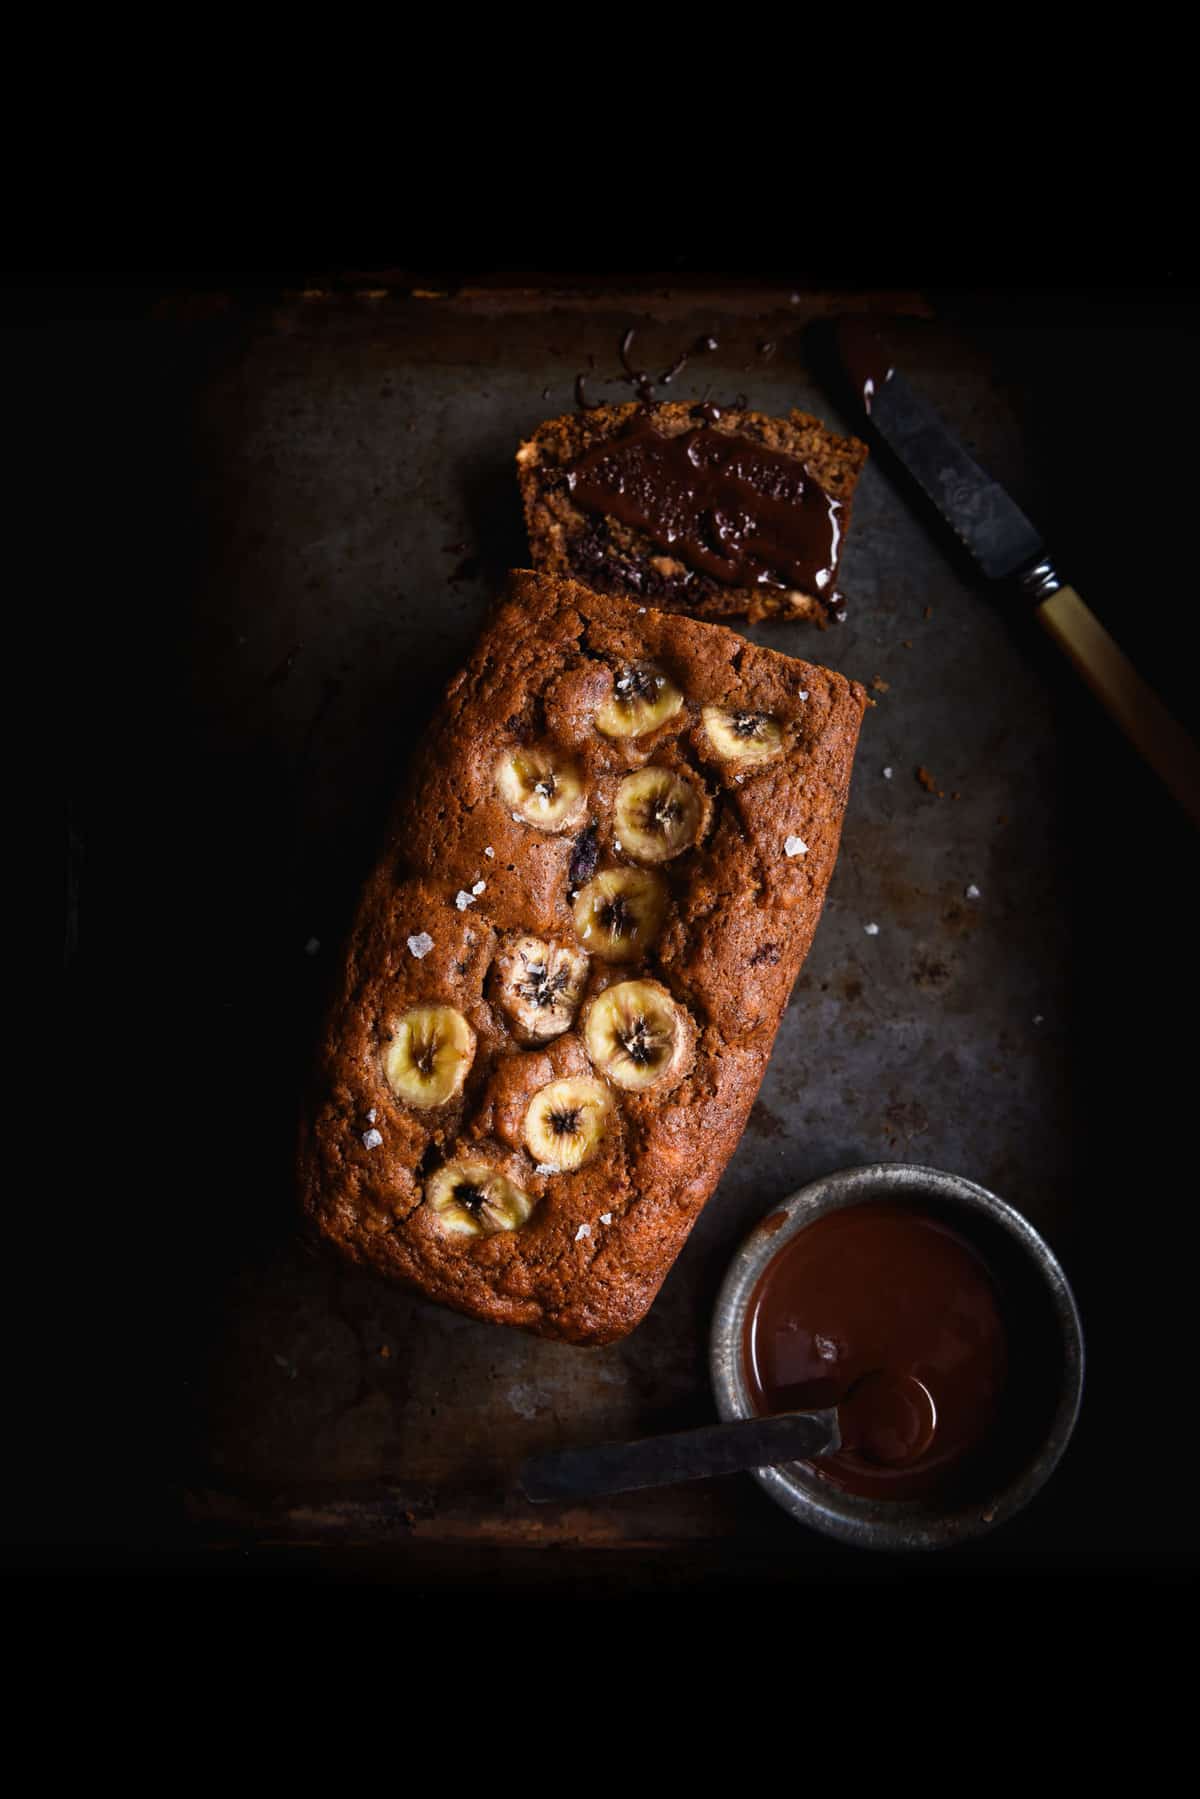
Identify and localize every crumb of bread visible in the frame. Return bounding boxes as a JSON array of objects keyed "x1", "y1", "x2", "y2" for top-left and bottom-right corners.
[{"x1": 872, "y1": 676, "x2": 890, "y2": 693}]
